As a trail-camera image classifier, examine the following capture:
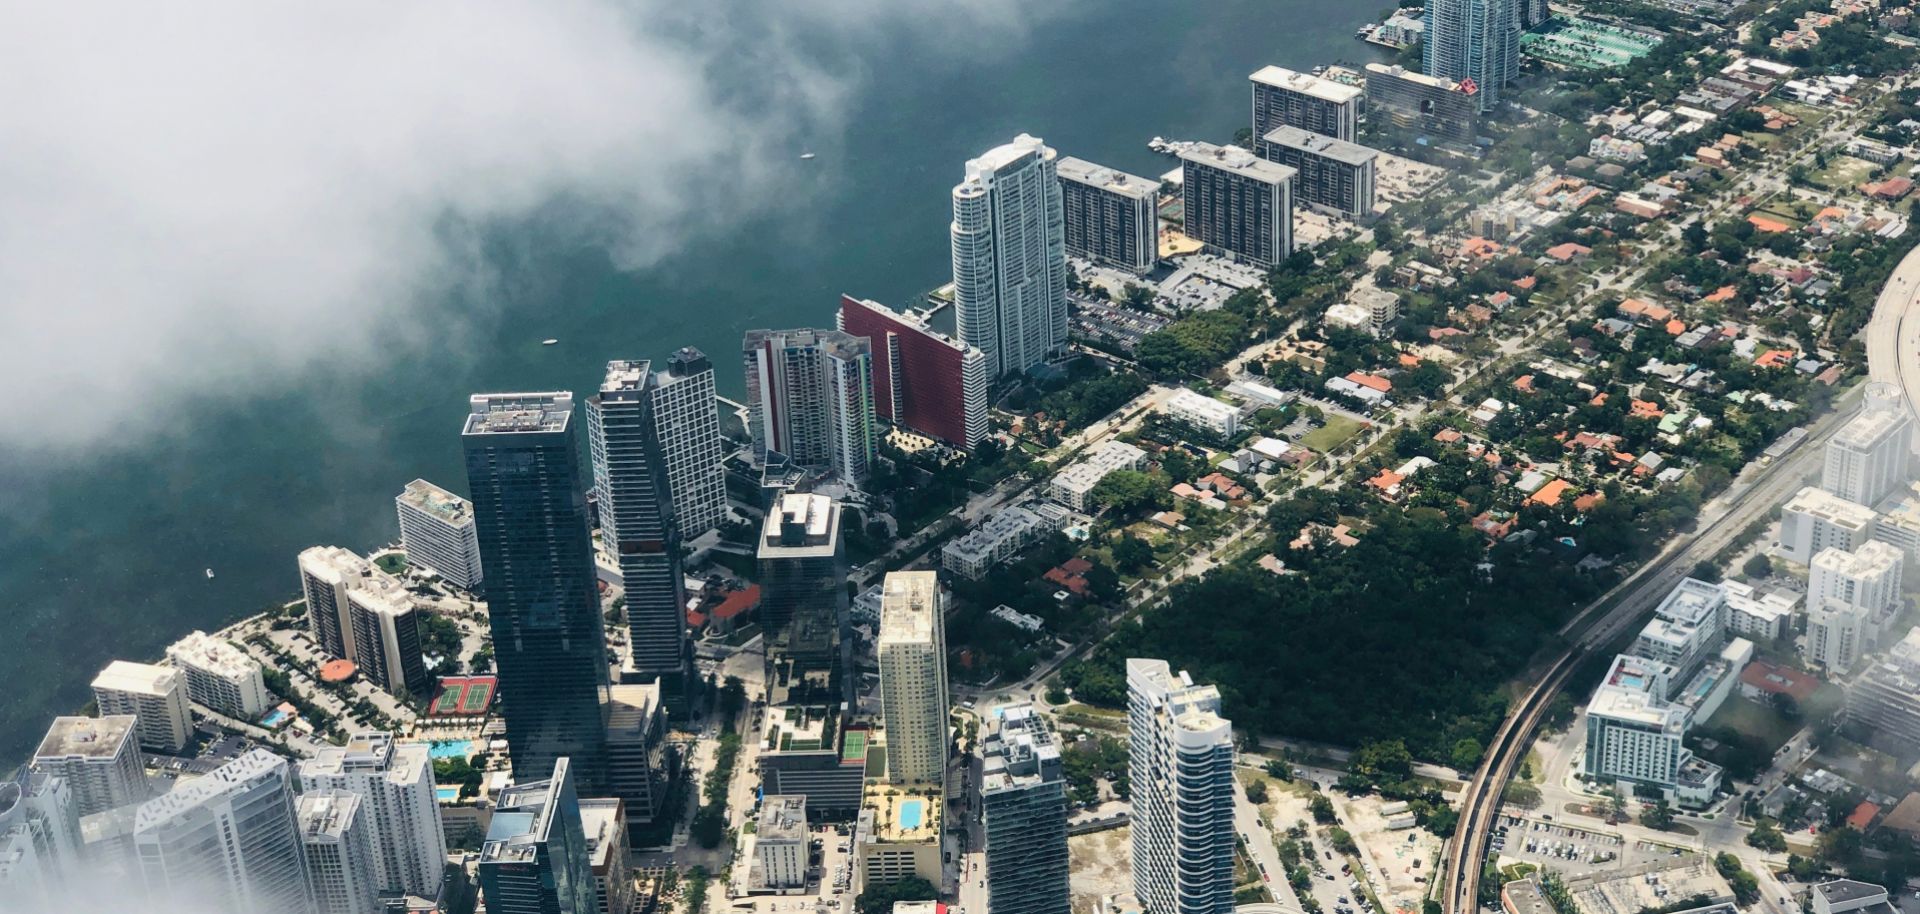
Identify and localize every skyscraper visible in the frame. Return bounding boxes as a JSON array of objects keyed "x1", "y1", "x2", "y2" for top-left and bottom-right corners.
[
  {"x1": 0, "y1": 774, "x2": 80, "y2": 903},
  {"x1": 396, "y1": 479, "x2": 485, "y2": 592},
  {"x1": 837, "y1": 295, "x2": 991, "y2": 448},
  {"x1": 757, "y1": 492, "x2": 850, "y2": 709},
  {"x1": 298, "y1": 792, "x2": 379, "y2": 914},
  {"x1": 1249, "y1": 65, "x2": 1363, "y2": 141},
  {"x1": 1179, "y1": 142, "x2": 1296, "y2": 268},
  {"x1": 134, "y1": 749, "x2": 314, "y2": 914},
  {"x1": 1824, "y1": 381, "x2": 1912, "y2": 506},
  {"x1": 981, "y1": 703, "x2": 1070, "y2": 914},
  {"x1": 877, "y1": 571, "x2": 949, "y2": 787},
  {"x1": 1128, "y1": 658, "x2": 1236, "y2": 914},
  {"x1": 1423, "y1": 0, "x2": 1518, "y2": 113},
  {"x1": 951, "y1": 133, "x2": 1068, "y2": 379},
  {"x1": 586, "y1": 361, "x2": 689, "y2": 697},
  {"x1": 1256, "y1": 126, "x2": 1379, "y2": 217},
  {"x1": 91, "y1": 660, "x2": 194, "y2": 755},
  {"x1": 478, "y1": 758, "x2": 598, "y2": 914},
  {"x1": 743, "y1": 328, "x2": 877, "y2": 486},
  {"x1": 298, "y1": 733, "x2": 447, "y2": 898},
  {"x1": 603, "y1": 682, "x2": 668, "y2": 826},
  {"x1": 298, "y1": 545, "x2": 431, "y2": 699},
  {"x1": 650, "y1": 348, "x2": 728, "y2": 539},
  {"x1": 463, "y1": 392, "x2": 609, "y2": 791},
  {"x1": 1055, "y1": 156, "x2": 1160, "y2": 274},
  {"x1": 30, "y1": 716, "x2": 147, "y2": 819}
]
